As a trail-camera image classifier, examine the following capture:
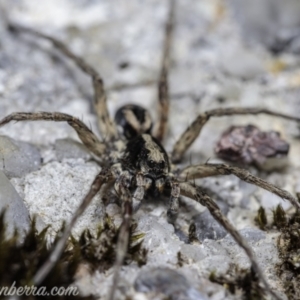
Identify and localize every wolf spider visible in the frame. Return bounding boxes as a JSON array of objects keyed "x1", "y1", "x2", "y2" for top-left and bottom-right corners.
[{"x1": 1, "y1": 1, "x2": 300, "y2": 299}]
